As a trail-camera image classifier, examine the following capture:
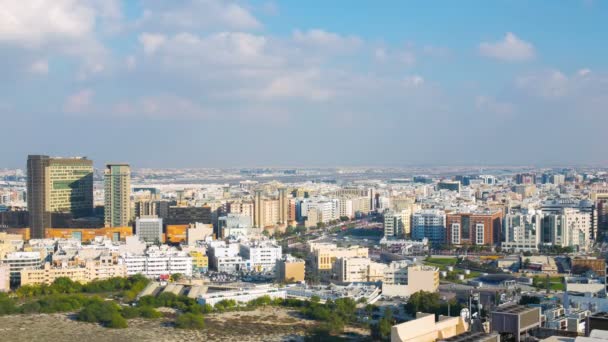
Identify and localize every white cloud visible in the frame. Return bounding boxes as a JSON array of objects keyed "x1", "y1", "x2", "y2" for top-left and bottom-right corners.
[
  {"x1": 578, "y1": 68, "x2": 591, "y2": 76},
  {"x1": 516, "y1": 70, "x2": 568, "y2": 98},
  {"x1": 479, "y1": 32, "x2": 535, "y2": 62},
  {"x1": 140, "y1": 0, "x2": 261, "y2": 31},
  {"x1": 404, "y1": 75, "x2": 424, "y2": 87},
  {"x1": 28, "y1": 59, "x2": 49, "y2": 74},
  {"x1": 139, "y1": 33, "x2": 167, "y2": 54},
  {"x1": 64, "y1": 89, "x2": 93, "y2": 113},
  {"x1": 0, "y1": 0, "x2": 96, "y2": 47},
  {"x1": 261, "y1": 69, "x2": 333, "y2": 101},
  {"x1": 293, "y1": 29, "x2": 361, "y2": 51}
]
